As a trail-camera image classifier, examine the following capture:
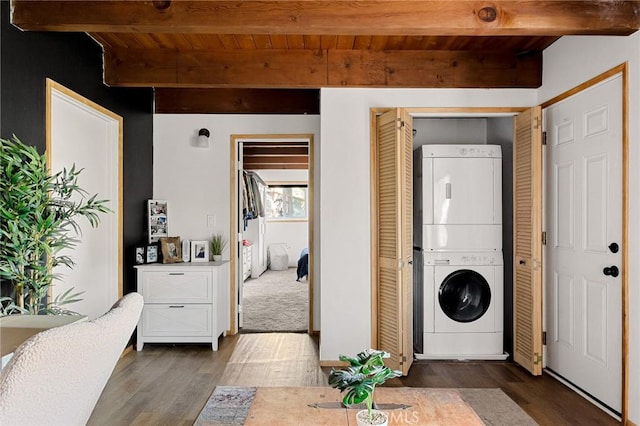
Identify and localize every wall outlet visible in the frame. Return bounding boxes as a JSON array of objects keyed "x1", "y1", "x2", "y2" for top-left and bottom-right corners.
[{"x1": 207, "y1": 215, "x2": 216, "y2": 228}]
